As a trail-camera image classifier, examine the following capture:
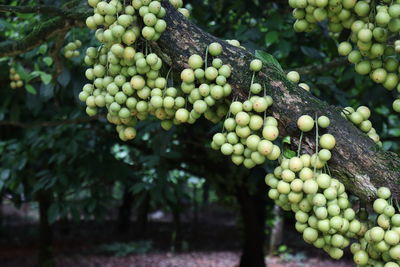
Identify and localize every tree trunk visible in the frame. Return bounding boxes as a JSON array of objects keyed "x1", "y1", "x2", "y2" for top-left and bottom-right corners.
[
  {"x1": 168, "y1": 200, "x2": 182, "y2": 252},
  {"x1": 0, "y1": 197, "x2": 3, "y2": 237},
  {"x1": 136, "y1": 192, "x2": 150, "y2": 238},
  {"x1": 117, "y1": 187, "x2": 133, "y2": 235},
  {"x1": 236, "y1": 169, "x2": 267, "y2": 267},
  {"x1": 268, "y1": 205, "x2": 283, "y2": 255},
  {"x1": 153, "y1": 1, "x2": 400, "y2": 201},
  {"x1": 37, "y1": 191, "x2": 54, "y2": 267},
  {"x1": 202, "y1": 181, "x2": 209, "y2": 205},
  {"x1": 58, "y1": 217, "x2": 71, "y2": 236}
]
